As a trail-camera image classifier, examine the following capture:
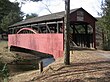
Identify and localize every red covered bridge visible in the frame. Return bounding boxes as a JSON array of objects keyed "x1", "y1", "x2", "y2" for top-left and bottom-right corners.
[{"x1": 8, "y1": 8, "x2": 97, "y2": 59}]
